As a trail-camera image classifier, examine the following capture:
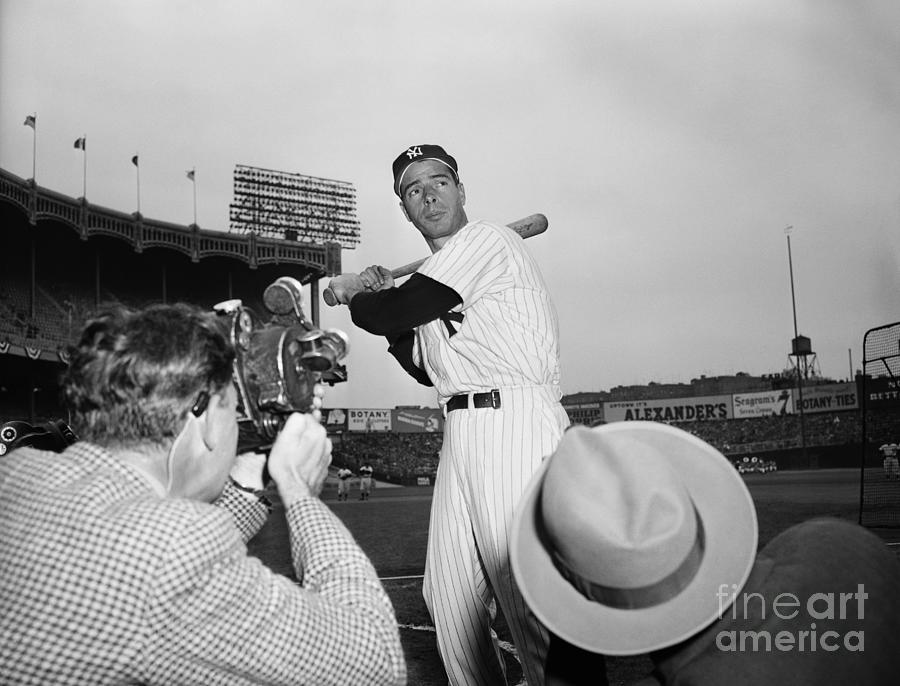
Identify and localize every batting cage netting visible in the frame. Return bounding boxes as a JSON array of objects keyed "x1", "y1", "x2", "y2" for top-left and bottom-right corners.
[{"x1": 858, "y1": 321, "x2": 900, "y2": 528}]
